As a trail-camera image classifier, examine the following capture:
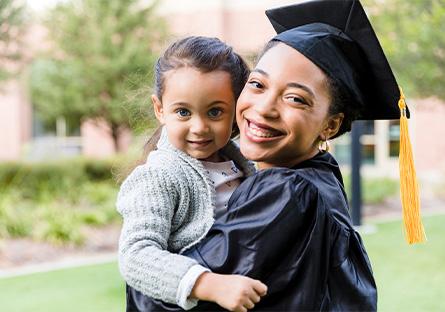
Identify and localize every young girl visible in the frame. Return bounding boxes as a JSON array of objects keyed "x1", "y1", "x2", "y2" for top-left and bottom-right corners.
[{"x1": 117, "y1": 36, "x2": 267, "y2": 311}]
